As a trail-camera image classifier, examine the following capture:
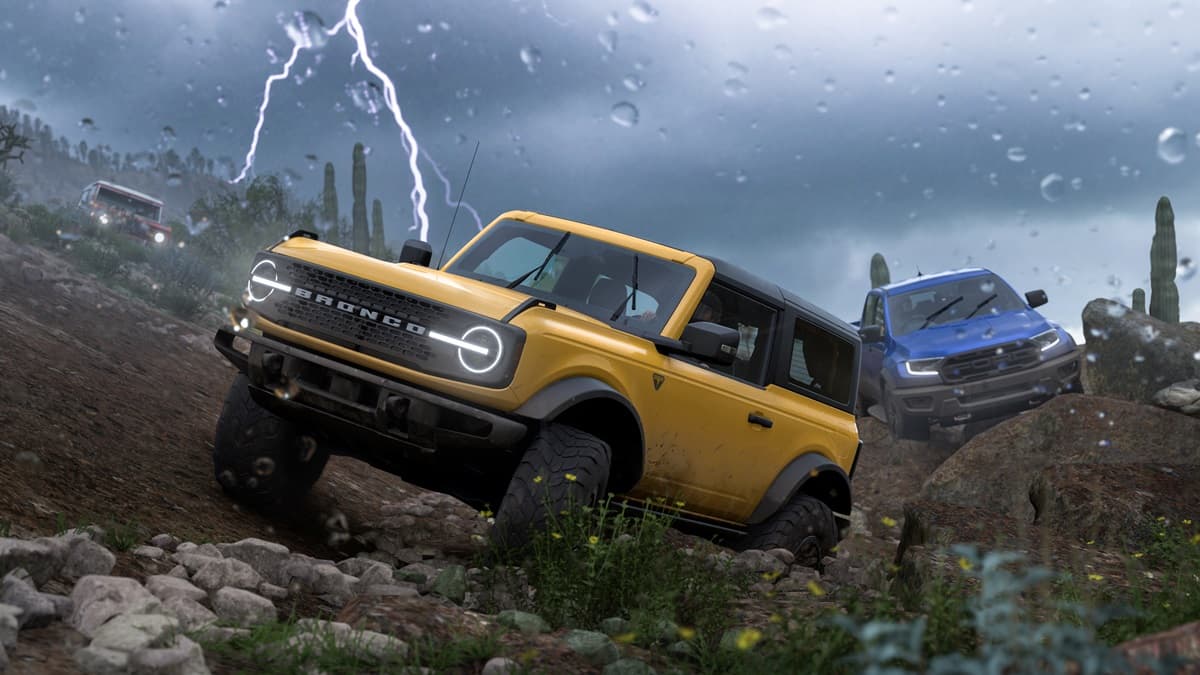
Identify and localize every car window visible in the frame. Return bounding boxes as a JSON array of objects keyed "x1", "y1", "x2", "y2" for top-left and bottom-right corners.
[
  {"x1": 788, "y1": 317, "x2": 855, "y2": 406},
  {"x1": 689, "y1": 282, "x2": 776, "y2": 385},
  {"x1": 886, "y1": 274, "x2": 1026, "y2": 337}
]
